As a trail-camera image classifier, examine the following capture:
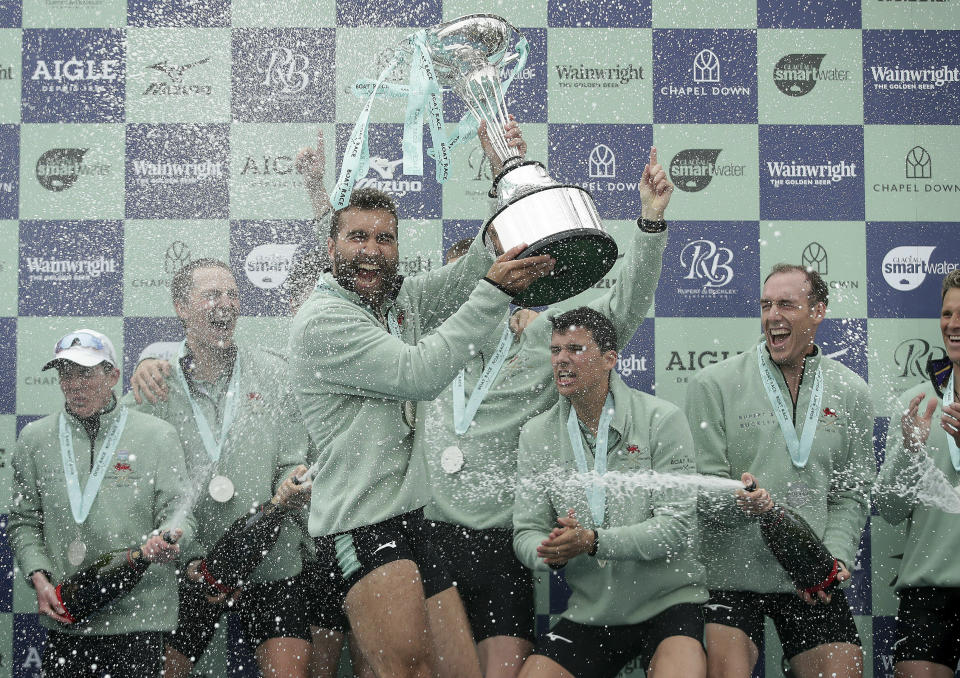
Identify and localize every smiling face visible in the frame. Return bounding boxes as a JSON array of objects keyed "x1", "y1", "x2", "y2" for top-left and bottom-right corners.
[
  {"x1": 760, "y1": 270, "x2": 826, "y2": 368},
  {"x1": 941, "y1": 287, "x2": 960, "y2": 366},
  {"x1": 550, "y1": 325, "x2": 618, "y2": 401},
  {"x1": 175, "y1": 265, "x2": 239, "y2": 352},
  {"x1": 58, "y1": 362, "x2": 119, "y2": 418},
  {"x1": 328, "y1": 207, "x2": 400, "y2": 307}
]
